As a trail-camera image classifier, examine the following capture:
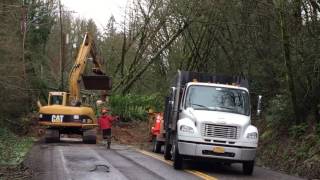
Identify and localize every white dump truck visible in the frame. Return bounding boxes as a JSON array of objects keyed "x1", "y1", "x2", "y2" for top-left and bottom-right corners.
[{"x1": 163, "y1": 71, "x2": 261, "y2": 175}]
